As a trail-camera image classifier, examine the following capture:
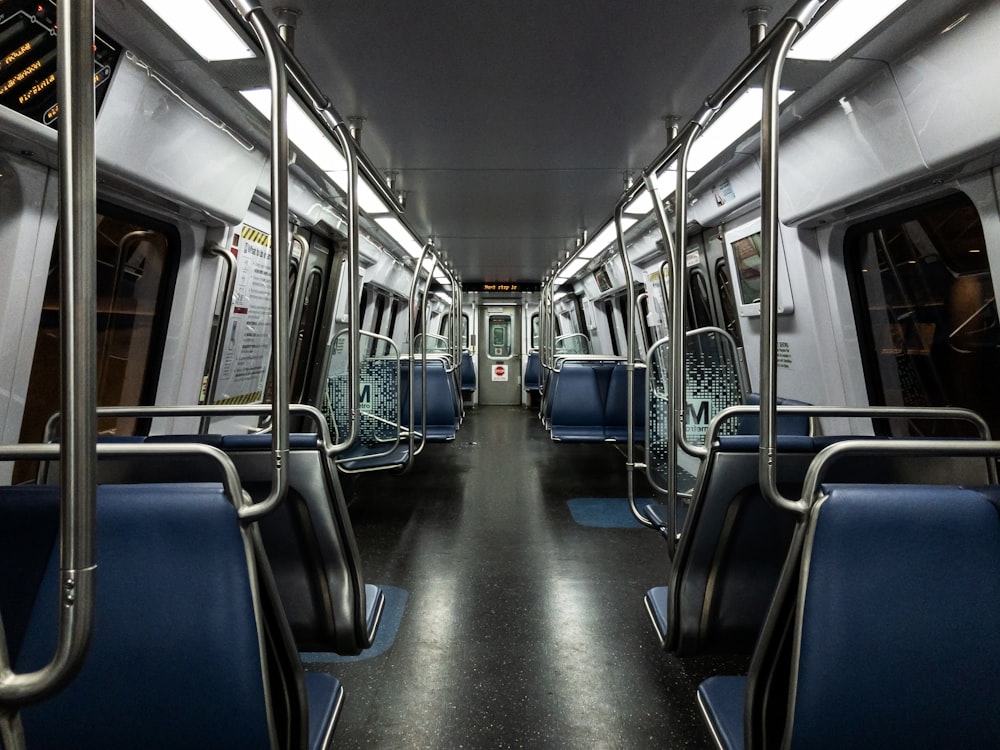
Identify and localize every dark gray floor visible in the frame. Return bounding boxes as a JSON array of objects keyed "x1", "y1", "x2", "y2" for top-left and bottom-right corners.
[{"x1": 311, "y1": 405, "x2": 743, "y2": 748}]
